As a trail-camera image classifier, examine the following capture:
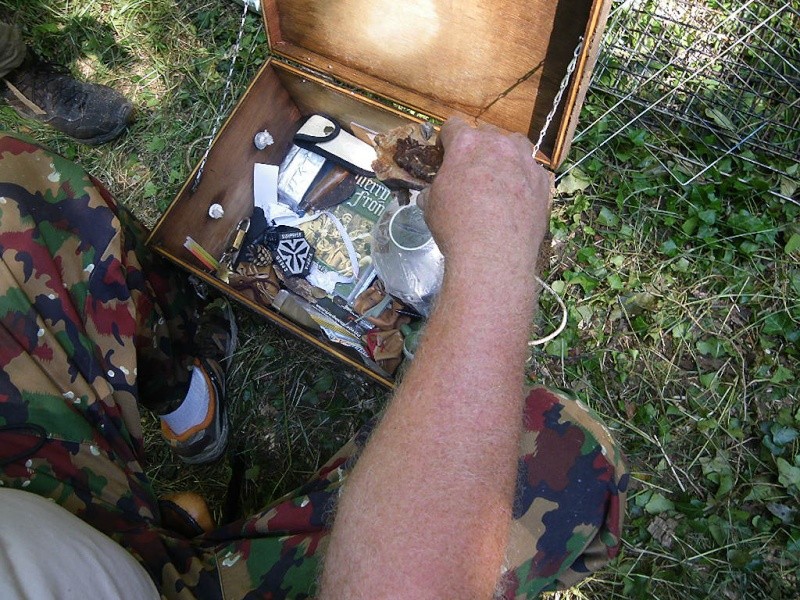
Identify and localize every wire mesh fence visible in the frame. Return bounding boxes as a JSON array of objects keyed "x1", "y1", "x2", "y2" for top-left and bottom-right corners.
[{"x1": 568, "y1": 0, "x2": 799, "y2": 201}]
